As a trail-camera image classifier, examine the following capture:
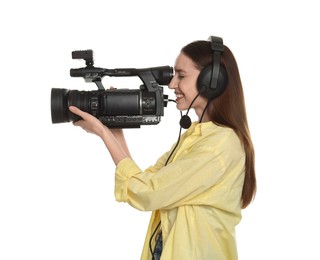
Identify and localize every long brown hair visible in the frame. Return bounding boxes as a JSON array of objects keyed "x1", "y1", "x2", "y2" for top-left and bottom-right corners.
[{"x1": 182, "y1": 40, "x2": 256, "y2": 209}]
